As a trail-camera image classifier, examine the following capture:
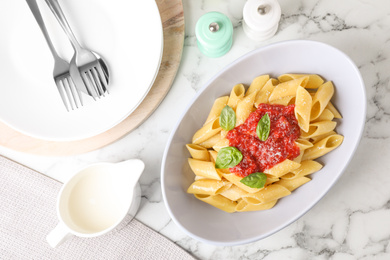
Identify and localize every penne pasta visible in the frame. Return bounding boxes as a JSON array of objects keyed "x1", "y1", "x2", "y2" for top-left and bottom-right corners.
[
  {"x1": 302, "y1": 134, "x2": 344, "y2": 160},
  {"x1": 186, "y1": 144, "x2": 210, "y2": 161},
  {"x1": 269, "y1": 76, "x2": 309, "y2": 103},
  {"x1": 326, "y1": 101, "x2": 342, "y2": 119},
  {"x1": 220, "y1": 129, "x2": 229, "y2": 138},
  {"x1": 246, "y1": 75, "x2": 269, "y2": 96},
  {"x1": 222, "y1": 173, "x2": 264, "y2": 193},
  {"x1": 312, "y1": 108, "x2": 334, "y2": 123},
  {"x1": 293, "y1": 139, "x2": 314, "y2": 163},
  {"x1": 293, "y1": 152, "x2": 304, "y2": 163},
  {"x1": 269, "y1": 95, "x2": 296, "y2": 106},
  {"x1": 242, "y1": 184, "x2": 291, "y2": 205},
  {"x1": 235, "y1": 91, "x2": 257, "y2": 126},
  {"x1": 186, "y1": 73, "x2": 343, "y2": 213},
  {"x1": 310, "y1": 81, "x2": 334, "y2": 121},
  {"x1": 310, "y1": 130, "x2": 336, "y2": 143},
  {"x1": 194, "y1": 194, "x2": 237, "y2": 213},
  {"x1": 295, "y1": 139, "x2": 314, "y2": 150},
  {"x1": 255, "y1": 78, "x2": 278, "y2": 106},
  {"x1": 227, "y1": 84, "x2": 246, "y2": 111},
  {"x1": 276, "y1": 177, "x2": 311, "y2": 191},
  {"x1": 194, "y1": 176, "x2": 207, "y2": 181},
  {"x1": 264, "y1": 159, "x2": 301, "y2": 178},
  {"x1": 236, "y1": 200, "x2": 277, "y2": 212},
  {"x1": 188, "y1": 158, "x2": 222, "y2": 180},
  {"x1": 187, "y1": 179, "x2": 232, "y2": 195},
  {"x1": 278, "y1": 74, "x2": 324, "y2": 89},
  {"x1": 208, "y1": 150, "x2": 218, "y2": 163},
  {"x1": 198, "y1": 133, "x2": 222, "y2": 148},
  {"x1": 212, "y1": 138, "x2": 229, "y2": 152},
  {"x1": 220, "y1": 184, "x2": 248, "y2": 201},
  {"x1": 192, "y1": 118, "x2": 222, "y2": 144},
  {"x1": 295, "y1": 86, "x2": 312, "y2": 132},
  {"x1": 204, "y1": 96, "x2": 229, "y2": 125},
  {"x1": 300, "y1": 121, "x2": 337, "y2": 139},
  {"x1": 281, "y1": 160, "x2": 322, "y2": 180}
]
